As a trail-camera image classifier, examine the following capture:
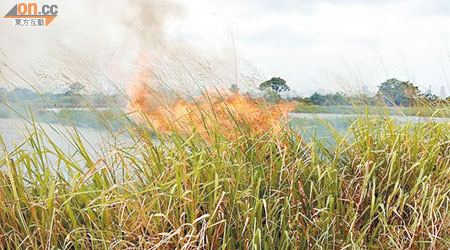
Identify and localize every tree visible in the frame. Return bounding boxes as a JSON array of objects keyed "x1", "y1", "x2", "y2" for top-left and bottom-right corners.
[
  {"x1": 0, "y1": 87, "x2": 6, "y2": 102},
  {"x1": 230, "y1": 84, "x2": 239, "y2": 94},
  {"x1": 423, "y1": 93, "x2": 439, "y2": 103},
  {"x1": 309, "y1": 93, "x2": 326, "y2": 105},
  {"x1": 67, "y1": 82, "x2": 84, "y2": 95},
  {"x1": 7, "y1": 88, "x2": 39, "y2": 102},
  {"x1": 375, "y1": 78, "x2": 421, "y2": 106},
  {"x1": 307, "y1": 92, "x2": 350, "y2": 106},
  {"x1": 259, "y1": 77, "x2": 290, "y2": 103},
  {"x1": 55, "y1": 82, "x2": 85, "y2": 107},
  {"x1": 259, "y1": 77, "x2": 290, "y2": 93}
]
